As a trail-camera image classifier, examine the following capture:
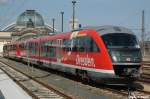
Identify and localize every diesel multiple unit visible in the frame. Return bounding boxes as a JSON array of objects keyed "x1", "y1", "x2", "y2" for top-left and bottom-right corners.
[{"x1": 3, "y1": 26, "x2": 142, "y2": 84}]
